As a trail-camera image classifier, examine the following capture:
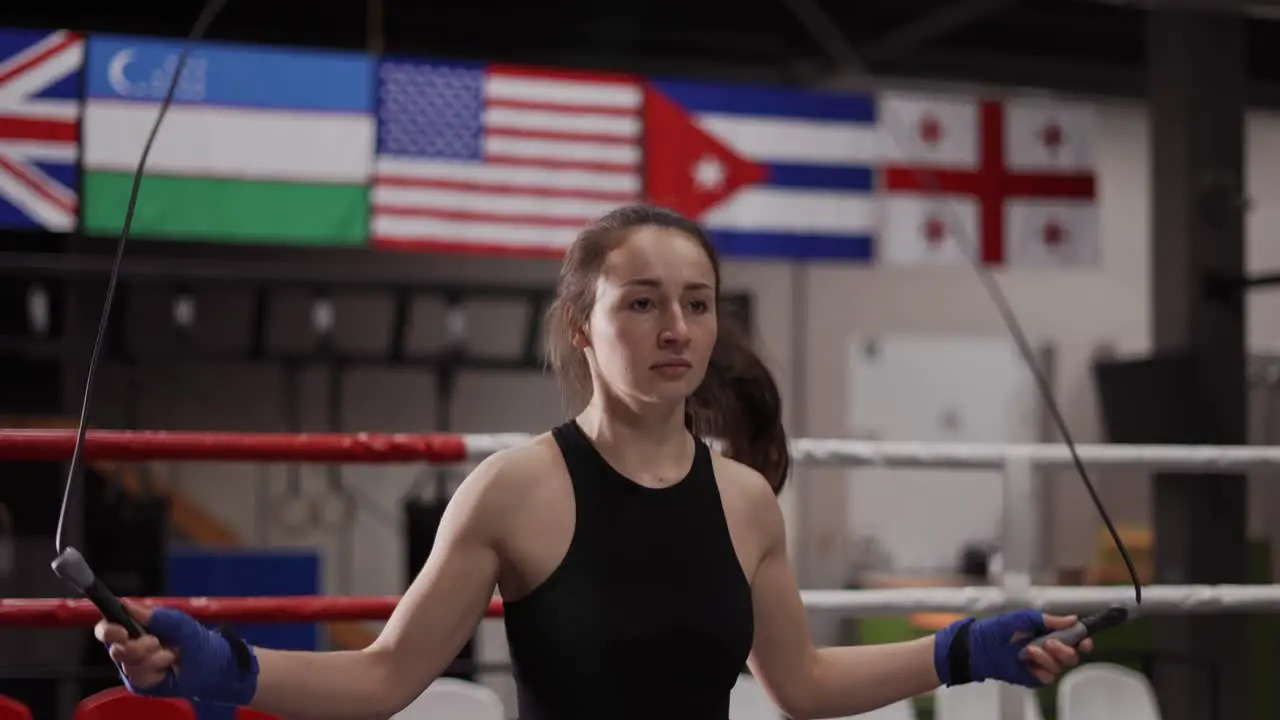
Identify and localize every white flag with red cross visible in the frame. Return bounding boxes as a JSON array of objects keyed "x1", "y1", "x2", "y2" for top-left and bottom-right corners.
[{"x1": 875, "y1": 91, "x2": 1098, "y2": 268}]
